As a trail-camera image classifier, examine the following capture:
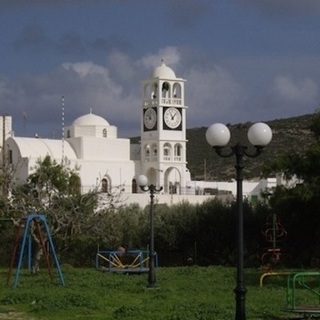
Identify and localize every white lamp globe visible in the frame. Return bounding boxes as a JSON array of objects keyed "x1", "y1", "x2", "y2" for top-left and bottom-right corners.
[
  {"x1": 247, "y1": 122, "x2": 272, "y2": 147},
  {"x1": 206, "y1": 123, "x2": 231, "y2": 147},
  {"x1": 137, "y1": 174, "x2": 148, "y2": 187}
]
